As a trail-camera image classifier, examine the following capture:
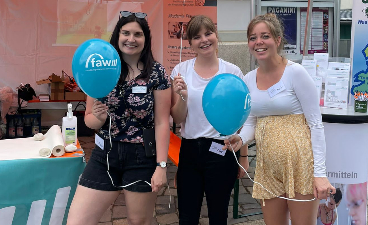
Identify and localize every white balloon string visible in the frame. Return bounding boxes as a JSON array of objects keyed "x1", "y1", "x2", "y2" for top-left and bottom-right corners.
[
  {"x1": 177, "y1": 0, "x2": 186, "y2": 102},
  {"x1": 229, "y1": 144, "x2": 316, "y2": 202},
  {"x1": 103, "y1": 106, "x2": 171, "y2": 208}
]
